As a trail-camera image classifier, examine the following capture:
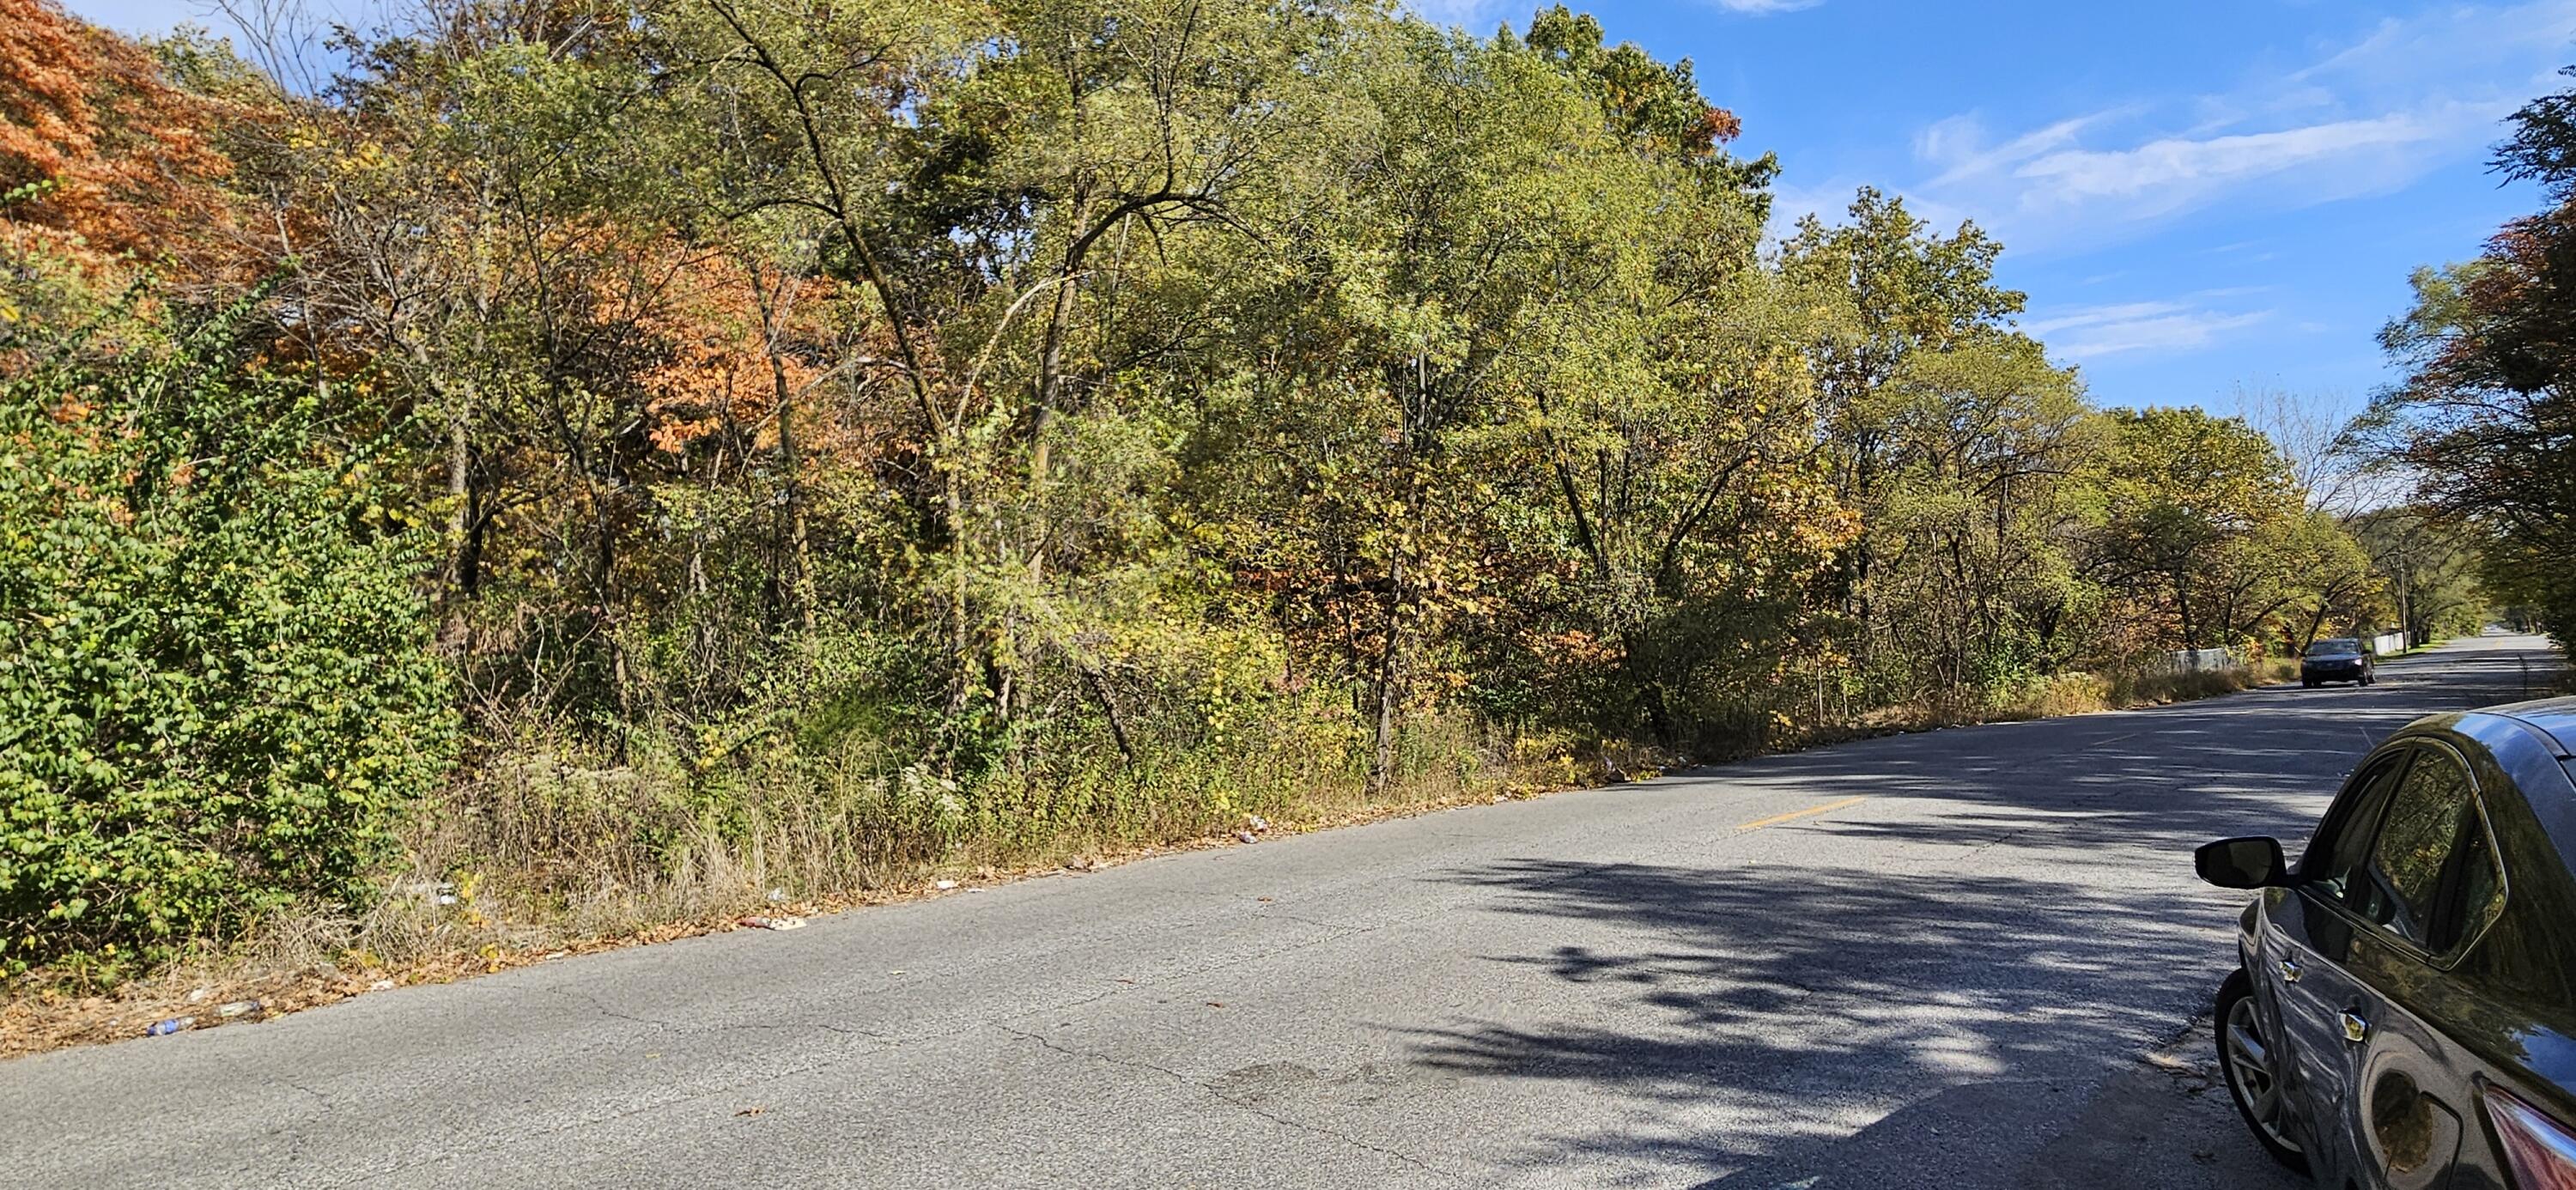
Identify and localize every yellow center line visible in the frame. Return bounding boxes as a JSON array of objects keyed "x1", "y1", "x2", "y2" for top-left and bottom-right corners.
[{"x1": 1737, "y1": 795, "x2": 1868, "y2": 832}]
